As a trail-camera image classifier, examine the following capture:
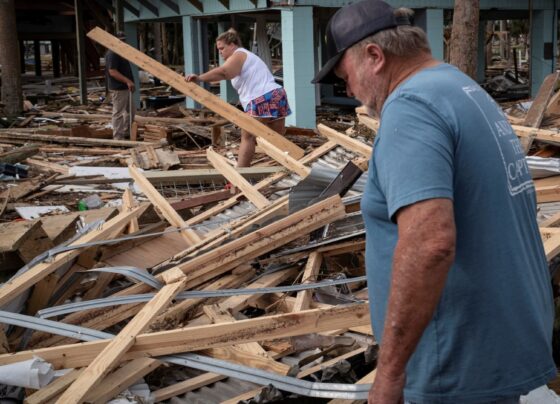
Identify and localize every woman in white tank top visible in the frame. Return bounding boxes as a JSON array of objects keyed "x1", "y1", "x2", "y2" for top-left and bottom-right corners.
[{"x1": 185, "y1": 29, "x2": 291, "y2": 168}]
